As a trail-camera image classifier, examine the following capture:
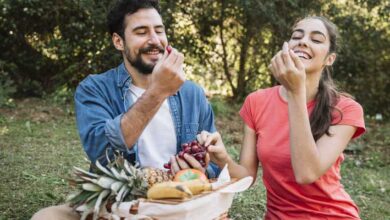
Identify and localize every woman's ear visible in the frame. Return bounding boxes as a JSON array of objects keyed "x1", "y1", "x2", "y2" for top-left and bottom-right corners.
[
  {"x1": 325, "y1": 53, "x2": 336, "y2": 66},
  {"x1": 112, "y1": 33, "x2": 124, "y2": 51}
]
